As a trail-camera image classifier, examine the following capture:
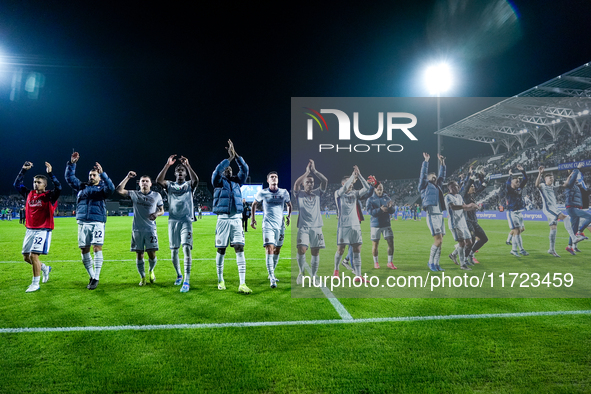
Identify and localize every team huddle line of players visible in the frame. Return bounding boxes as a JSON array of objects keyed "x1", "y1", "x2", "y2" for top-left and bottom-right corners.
[
  {"x1": 14, "y1": 143, "x2": 591, "y2": 293},
  {"x1": 14, "y1": 140, "x2": 295, "y2": 294}
]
